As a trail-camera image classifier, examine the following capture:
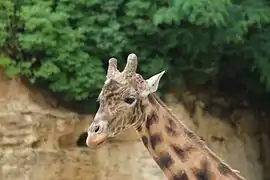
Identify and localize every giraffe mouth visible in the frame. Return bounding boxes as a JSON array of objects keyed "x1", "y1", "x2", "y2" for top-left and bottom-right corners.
[{"x1": 86, "y1": 132, "x2": 107, "y2": 147}]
